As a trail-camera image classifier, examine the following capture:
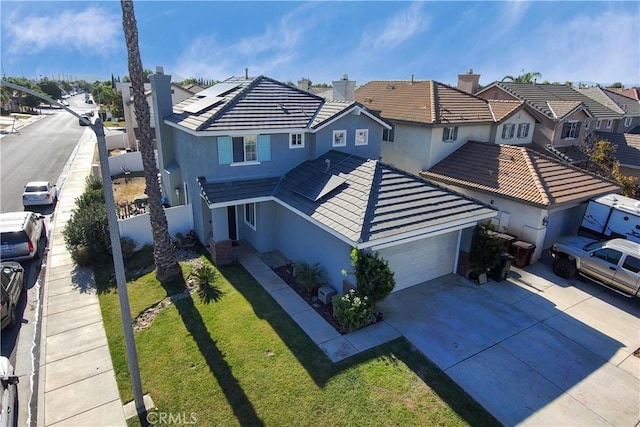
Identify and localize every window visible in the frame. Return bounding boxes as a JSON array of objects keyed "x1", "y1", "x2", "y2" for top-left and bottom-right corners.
[
  {"x1": 592, "y1": 248, "x2": 622, "y2": 265},
  {"x1": 606, "y1": 119, "x2": 613, "y2": 129},
  {"x1": 625, "y1": 117, "x2": 633, "y2": 127},
  {"x1": 501, "y1": 123, "x2": 515, "y2": 139},
  {"x1": 218, "y1": 135, "x2": 270, "y2": 165},
  {"x1": 333, "y1": 130, "x2": 346, "y2": 147},
  {"x1": 289, "y1": 133, "x2": 304, "y2": 149},
  {"x1": 244, "y1": 203, "x2": 256, "y2": 230},
  {"x1": 442, "y1": 126, "x2": 458, "y2": 142},
  {"x1": 596, "y1": 120, "x2": 602, "y2": 129},
  {"x1": 383, "y1": 125, "x2": 395, "y2": 142},
  {"x1": 561, "y1": 121, "x2": 580, "y2": 139},
  {"x1": 355, "y1": 129, "x2": 368, "y2": 146},
  {"x1": 622, "y1": 255, "x2": 640, "y2": 273},
  {"x1": 232, "y1": 136, "x2": 257, "y2": 162},
  {"x1": 517, "y1": 123, "x2": 530, "y2": 138}
]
